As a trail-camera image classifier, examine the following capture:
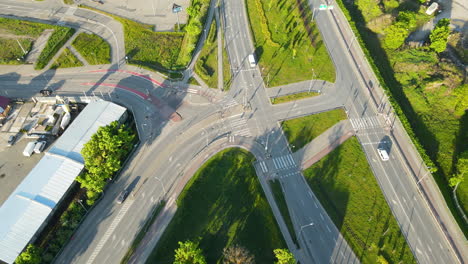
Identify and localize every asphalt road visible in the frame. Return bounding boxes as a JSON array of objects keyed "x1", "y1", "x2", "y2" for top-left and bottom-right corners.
[{"x1": 0, "y1": 0, "x2": 466, "y2": 263}]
